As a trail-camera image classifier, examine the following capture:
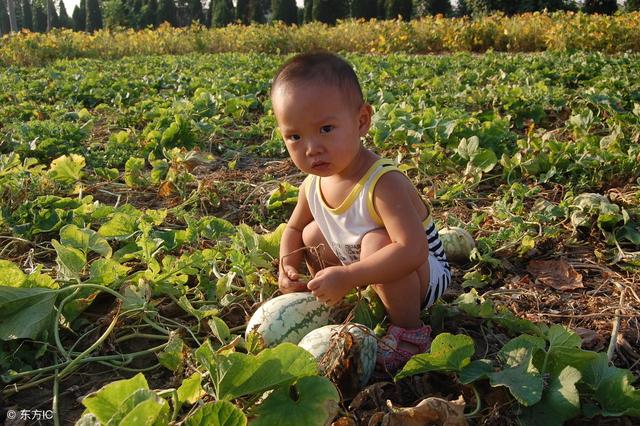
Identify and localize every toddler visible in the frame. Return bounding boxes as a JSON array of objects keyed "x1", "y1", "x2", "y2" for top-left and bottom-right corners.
[{"x1": 272, "y1": 52, "x2": 451, "y2": 373}]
